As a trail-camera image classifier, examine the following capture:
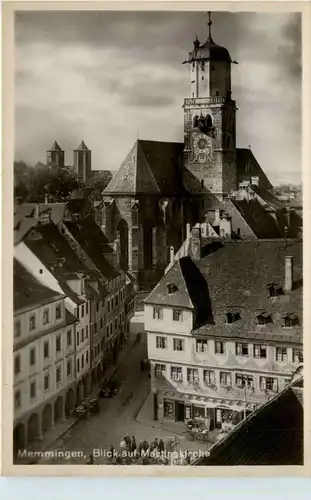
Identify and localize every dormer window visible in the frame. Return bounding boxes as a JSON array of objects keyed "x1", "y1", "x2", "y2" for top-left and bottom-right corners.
[
  {"x1": 283, "y1": 314, "x2": 299, "y2": 327},
  {"x1": 167, "y1": 283, "x2": 178, "y2": 294},
  {"x1": 226, "y1": 312, "x2": 241, "y2": 324},
  {"x1": 257, "y1": 312, "x2": 272, "y2": 325},
  {"x1": 267, "y1": 283, "x2": 283, "y2": 297}
]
